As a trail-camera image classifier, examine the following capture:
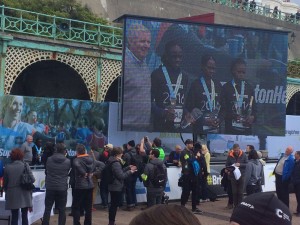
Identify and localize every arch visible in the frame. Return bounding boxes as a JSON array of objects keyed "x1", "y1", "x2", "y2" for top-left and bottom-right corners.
[
  {"x1": 286, "y1": 83, "x2": 300, "y2": 106},
  {"x1": 286, "y1": 91, "x2": 300, "y2": 115},
  {"x1": 5, "y1": 46, "x2": 98, "y2": 100},
  {"x1": 10, "y1": 60, "x2": 90, "y2": 100},
  {"x1": 100, "y1": 58, "x2": 122, "y2": 102}
]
